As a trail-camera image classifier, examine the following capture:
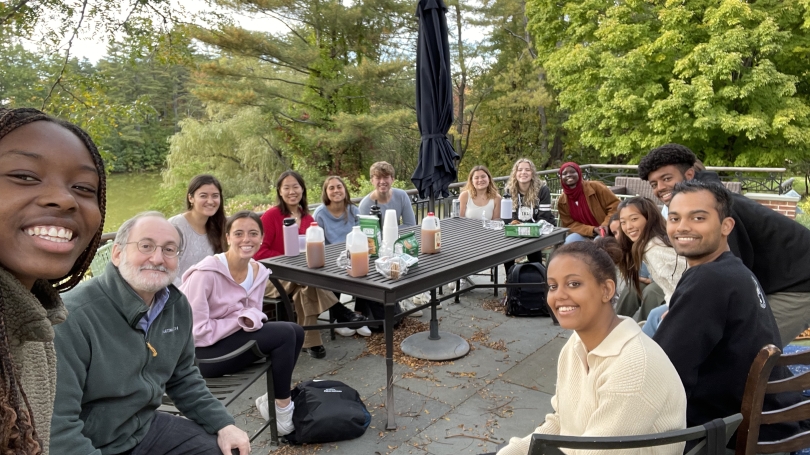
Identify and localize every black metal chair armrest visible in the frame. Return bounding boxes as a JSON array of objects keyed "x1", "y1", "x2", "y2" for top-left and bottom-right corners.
[
  {"x1": 528, "y1": 414, "x2": 741, "y2": 455},
  {"x1": 196, "y1": 340, "x2": 268, "y2": 365},
  {"x1": 268, "y1": 278, "x2": 296, "y2": 322}
]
